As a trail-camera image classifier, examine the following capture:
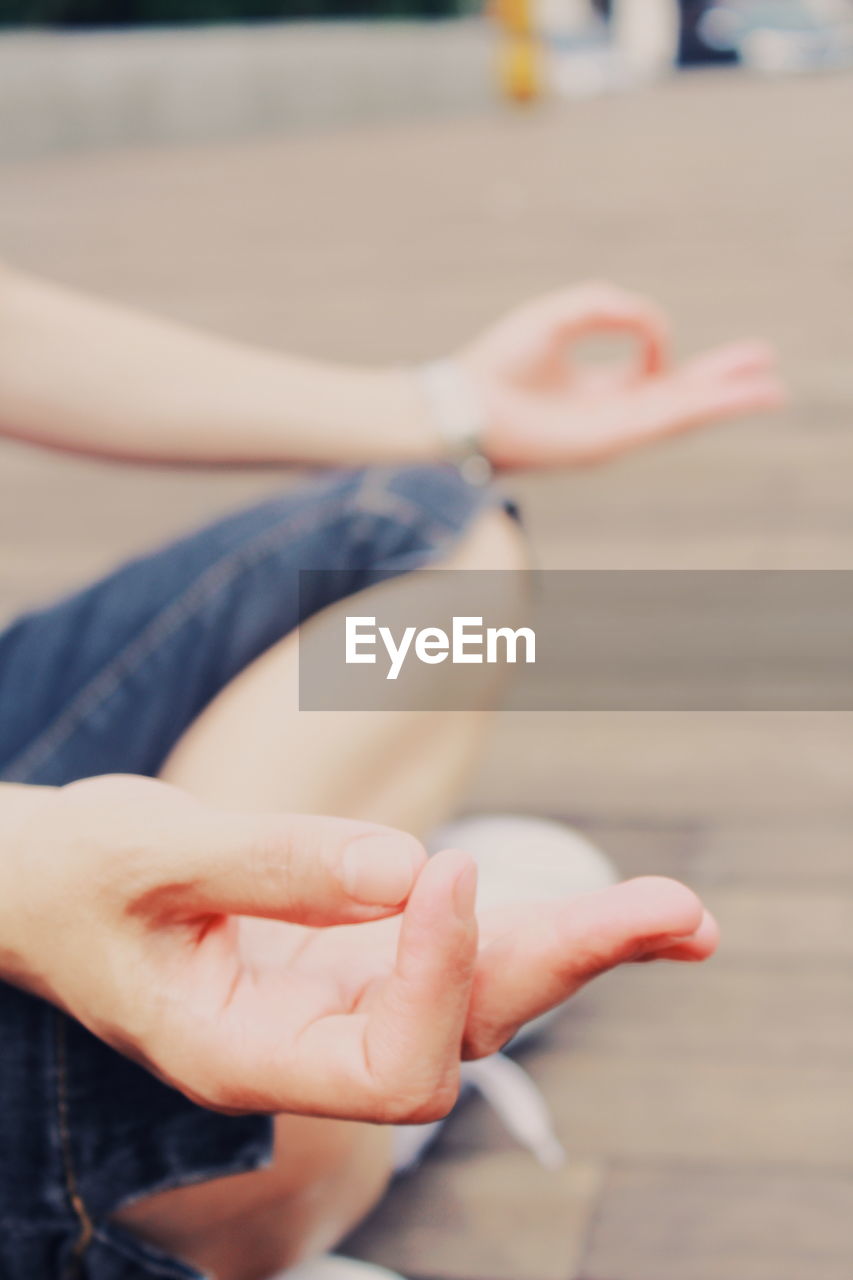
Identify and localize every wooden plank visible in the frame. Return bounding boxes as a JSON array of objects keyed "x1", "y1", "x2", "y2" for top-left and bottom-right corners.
[
  {"x1": 1, "y1": 69, "x2": 852, "y2": 1280},
  {"x1": 441, "y1": 1051, "x2": 853, "y2": 1170},
  {"x1": 345, "y1": 1151, "x2": 604, "y2": 1280},
  {"x1": 565, "y1": 819, "x2": 853, "y2": 888},
  {"x1": 700, "y1": 886, "x2": 853, "y2": 964},
  {"x1": 579, "y1": 1165, "x2": 853, "y2": 1280},
  {"x1": 691, "y1": 821, "x2": 853, "y2": 887},
  {"x1": 467, "y1": 712, "x2": 853, "y2": 822},
  {"x1": 547, "y1": 964, "x2": 853, "y2": 1066},
  {"x1": 563, "y1": 821, "x2": 701, "y2": 881}
]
